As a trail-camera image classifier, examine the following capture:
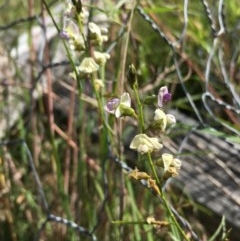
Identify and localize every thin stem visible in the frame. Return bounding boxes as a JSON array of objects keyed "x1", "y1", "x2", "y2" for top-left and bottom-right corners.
[
  {"x1": 161, "y1": 193, "x2": 191, "y2": 241},
  {"x1": 147, "y1": 152, "x2": 160, "y2": 187},
  {"x1": 133, "y1": 84, "x2": 145, "y2": 133},
  {"x1": 147, "y1": 154, "x2": 190, "y2": 240},
  {"x1": 119, "y1": 4, "x2": 135, "y2": 94}
]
